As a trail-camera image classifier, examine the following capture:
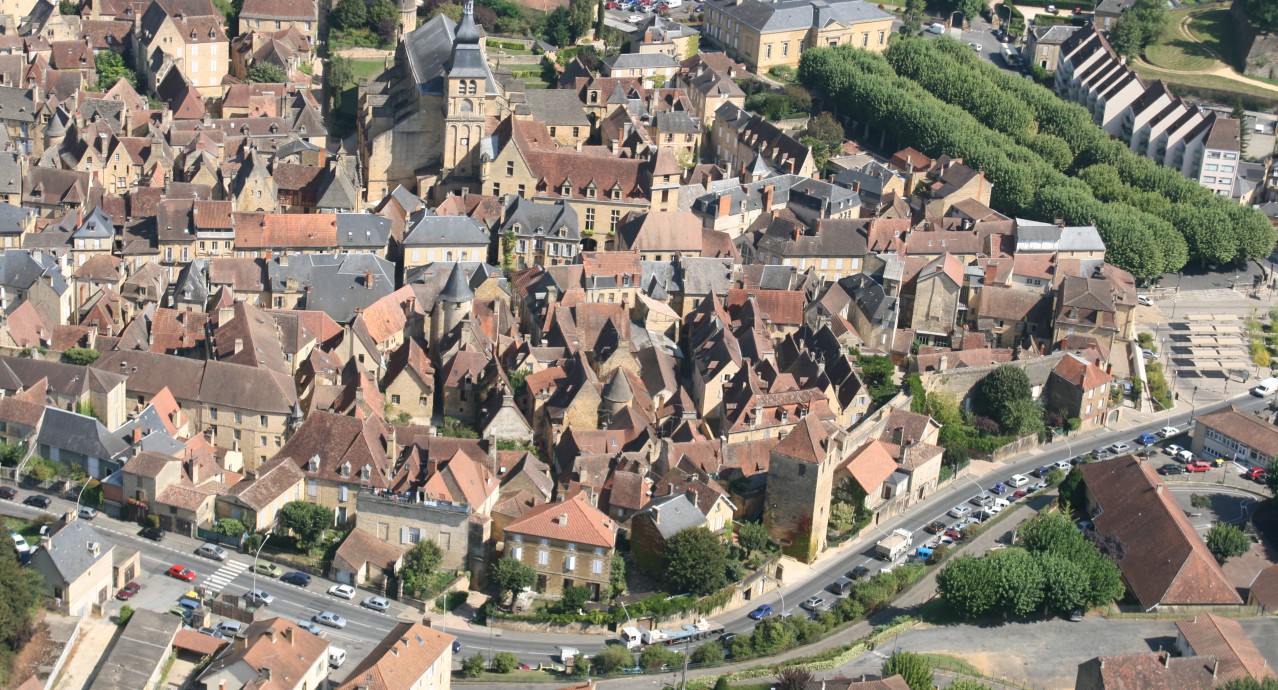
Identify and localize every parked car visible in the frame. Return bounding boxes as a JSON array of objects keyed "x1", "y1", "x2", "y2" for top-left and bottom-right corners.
[
  {"x1": 1138, "y1": 433, "x2": 1158, "y2": 446},
  {"x1": 1011, "y1": 490, "x2": 1028, "y2": 500},
  {"x1": 140, "y1": 526, "x2": 165, "y2": 542},
  {"x1": 215, "y1": 620, "x2": 244, "y2": 637},
  {"x1": 313, "y1": 611, "x2": 347, "y2": 629},
  {"x1": 1176, "y1": 450, "x2": 1195, "y2": 463},
  {"x1": 943, "y1": 530, "x2": 963, "y2": 541},
  {"x1": 254, "y1": 562, "x2": 283, "y2": 578},
  {"x1": 1053, "y1": 460, "x2": 1073, "y2": 472},
  {"x1": 1166, "y1": 444, "x2": 1184, "y2": 456},
  {"x1": 847, "y1": 566, "x2": 871, "y2": 581},
  {"x1": 949, "y1": 505, "x2": 972, "y2": 519},
  {"x1": 1141, "y1": 349, "x2": 1157, "y2": 360},
  {"x1": 0, "y1": 487, "x2": 15, "y2": 500},
  {"x1": 297, "y1": 620, "x2": 325, "y2": 636},
  {"x1": 924, "y1": 520, "x2": 946, "y2": 534},
  {"x1": 197, "y1": 627, "x2": 225, "y2": 640},
  {"x1": 1069, "y1": 609, "x2": 1085, "y2": 622},
  {"x1": 167, "y1": 565, "x2": 197, "y2": 582},
  {"x1": 76, "y1": 506, "x2": 96, "y2": 519},
  {"x1": 22, "y1": 495, "x2": 50, "y2": 509},
  {"x1": 361, "y1": 596, "x2": 390, "y2": 612},
  {"x1": 1245, "y1": 466, "x2": 1266, "y2": 481},
  {"x1": 1137, "y1": 295, "x2": 1154, "y2": 307},
  {"x1": 747, "y1": 604, "x2": 772, "y2": 620},
  {"x1": 826, "y1": 577, "x2": 855, "y2": 596},
  {"x1": 1186, "y1": 461, "x2": 1212, "y2": 473},
  {"x1": 1109, "y1": 442, "x2": 1131, "y2": 454},
  {"x1": 1158, "y1": 464, "x2": 1185, "y2": 475},
  {"x1": 244, "y1": 589, "x2": 275, "y2": 606},
  {"x1": 1007, "y1": 474, "x2": 1029, "y2": 488},
  {"x1": 453, "y1": 640, "x2": 463, "y2": 653},
  {"x1": 990, "y1": 483, "x2": 1007, "y2": 494},
  {"x1": 328, "y1": 584, "x2": 356, "y2": 599},
  {"x1": 116, "y1": 582, "x2": 141, "y2": 600},
  {"x1": 1159, "y1": 426, "x2": 1179, "y2": 438},
  {"x1": 168, "y1": 606, "x2": 193, "y2": 622},
  {"x1": 969, "y1": 493, "x2": 994, "y2": 507},
  {"x1": 627, "y1": 13, "x2": 643, "y2": 21},
  {"x1": 1033, "y1": 465, "x2": 1054, "y2": 478},
  {"x1": 196, "y1": 543, "x2": 228, "y2": 561},
  {"x1": 800, "y1": 595, "x2": 825, "y2": 612},
  {"x1": 281, "y1": 571, "x2": 311, "y2": 587}
]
